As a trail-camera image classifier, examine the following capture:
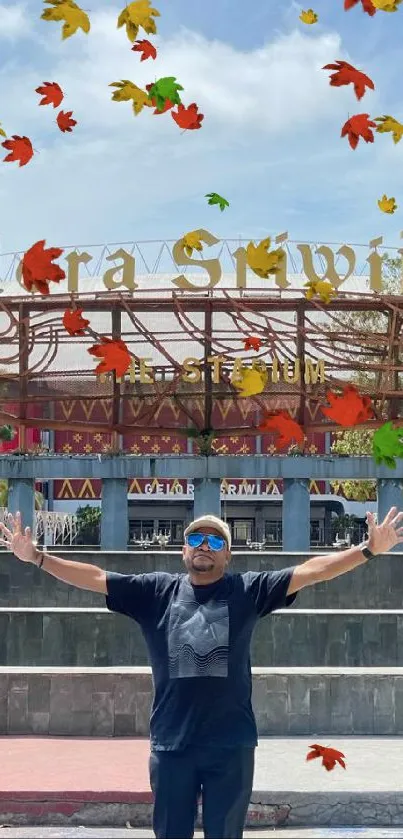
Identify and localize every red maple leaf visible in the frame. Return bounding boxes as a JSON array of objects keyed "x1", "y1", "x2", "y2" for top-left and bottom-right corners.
[
  {"x1": 36, "y1": 81, "x2": 64, "y2": 108},
  {"x1": 258, "y1": 410, "x2": 305, "y2": 450},
  {"x1": 22, "y1": 240, "x2": 65, "y2": 295},
  {"x1": 306, "y1": 744, "x2": 346, "y2": 772},
  {"x1": 2, "y1": 136, "x2": 34, "y2": 167},
  {"x1": 323, "y1": 60, "x2": 375, "y2": 100},
  {"x1": 63, "y1": 308, "x2": 90, "y2": 336},
  {"x1": 131, "y1": 39, "x2": 157, "y2": 61},
  {"x1": 145, "y1": 83, "x2": 173, "y2": 114},
  {"x1": 244, "y1": 336, "x2": 261, "y2": 351},
  {"x1": 344, "y1": 0, "x2": 376, "y2": 14},
  {"x1": 88, "y1": 337, "x2": 131, "y2": 378},
  {"x1": 57, "y1": 110, "x2": 77, "y2": 133},
  {"x1": 171, "y1": 103, "x2": 204, "y2": 130},
  {"x1": 341, "y1": 113, "x2": 376, "y2": 149},
  {"x1": 320, "y1": 385, "x2": 374, "y2": 426}
]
